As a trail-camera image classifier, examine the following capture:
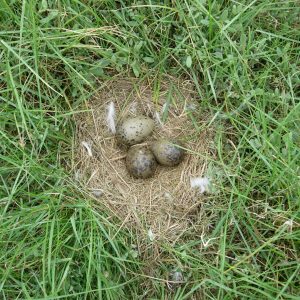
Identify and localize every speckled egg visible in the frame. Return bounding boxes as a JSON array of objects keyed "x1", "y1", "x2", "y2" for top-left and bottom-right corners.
[
  {"x1": 116, "y1": 116, "x2": 154, "y2": 146},
  {"x1": 151, "y1": 139, "x2": 185, "y2": 166},
  {"x1": 126, "y1": 146, "x2": 157, "y2": 179}
]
